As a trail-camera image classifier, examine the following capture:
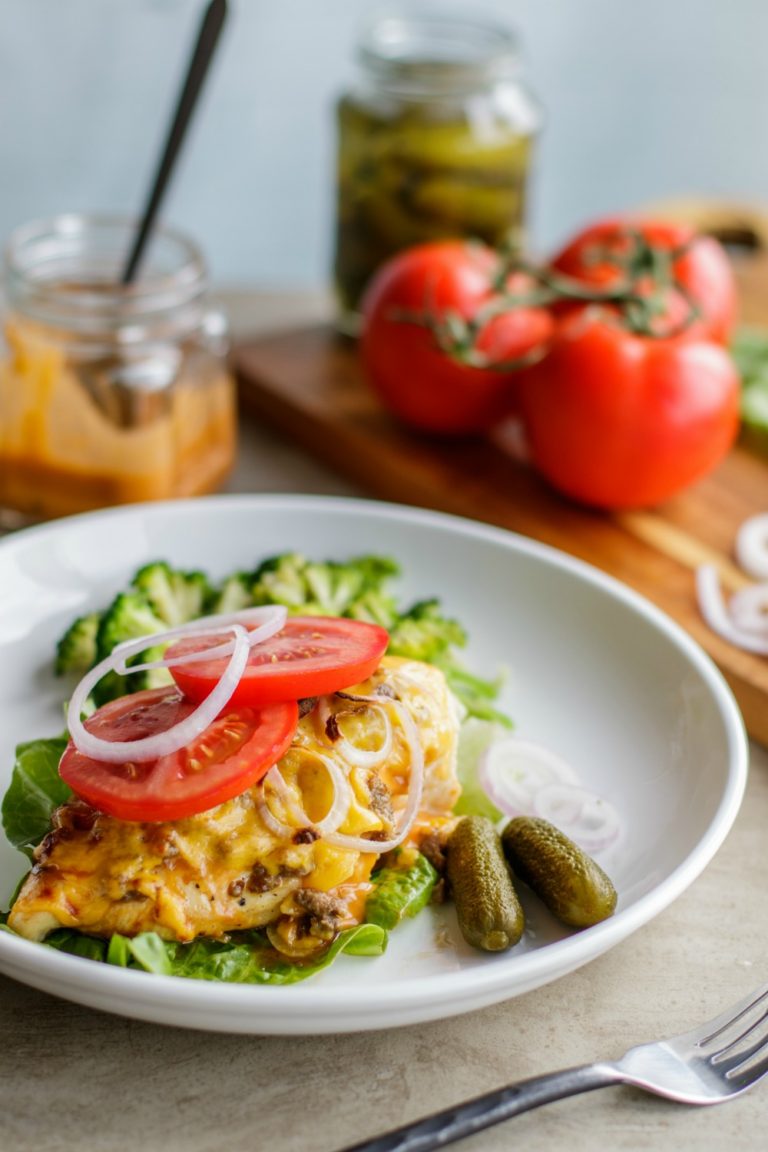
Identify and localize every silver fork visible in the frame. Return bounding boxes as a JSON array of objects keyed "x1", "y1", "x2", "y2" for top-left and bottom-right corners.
[{"x1": 338, "y1": 981, "x2": 768, "y2": 1152}]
